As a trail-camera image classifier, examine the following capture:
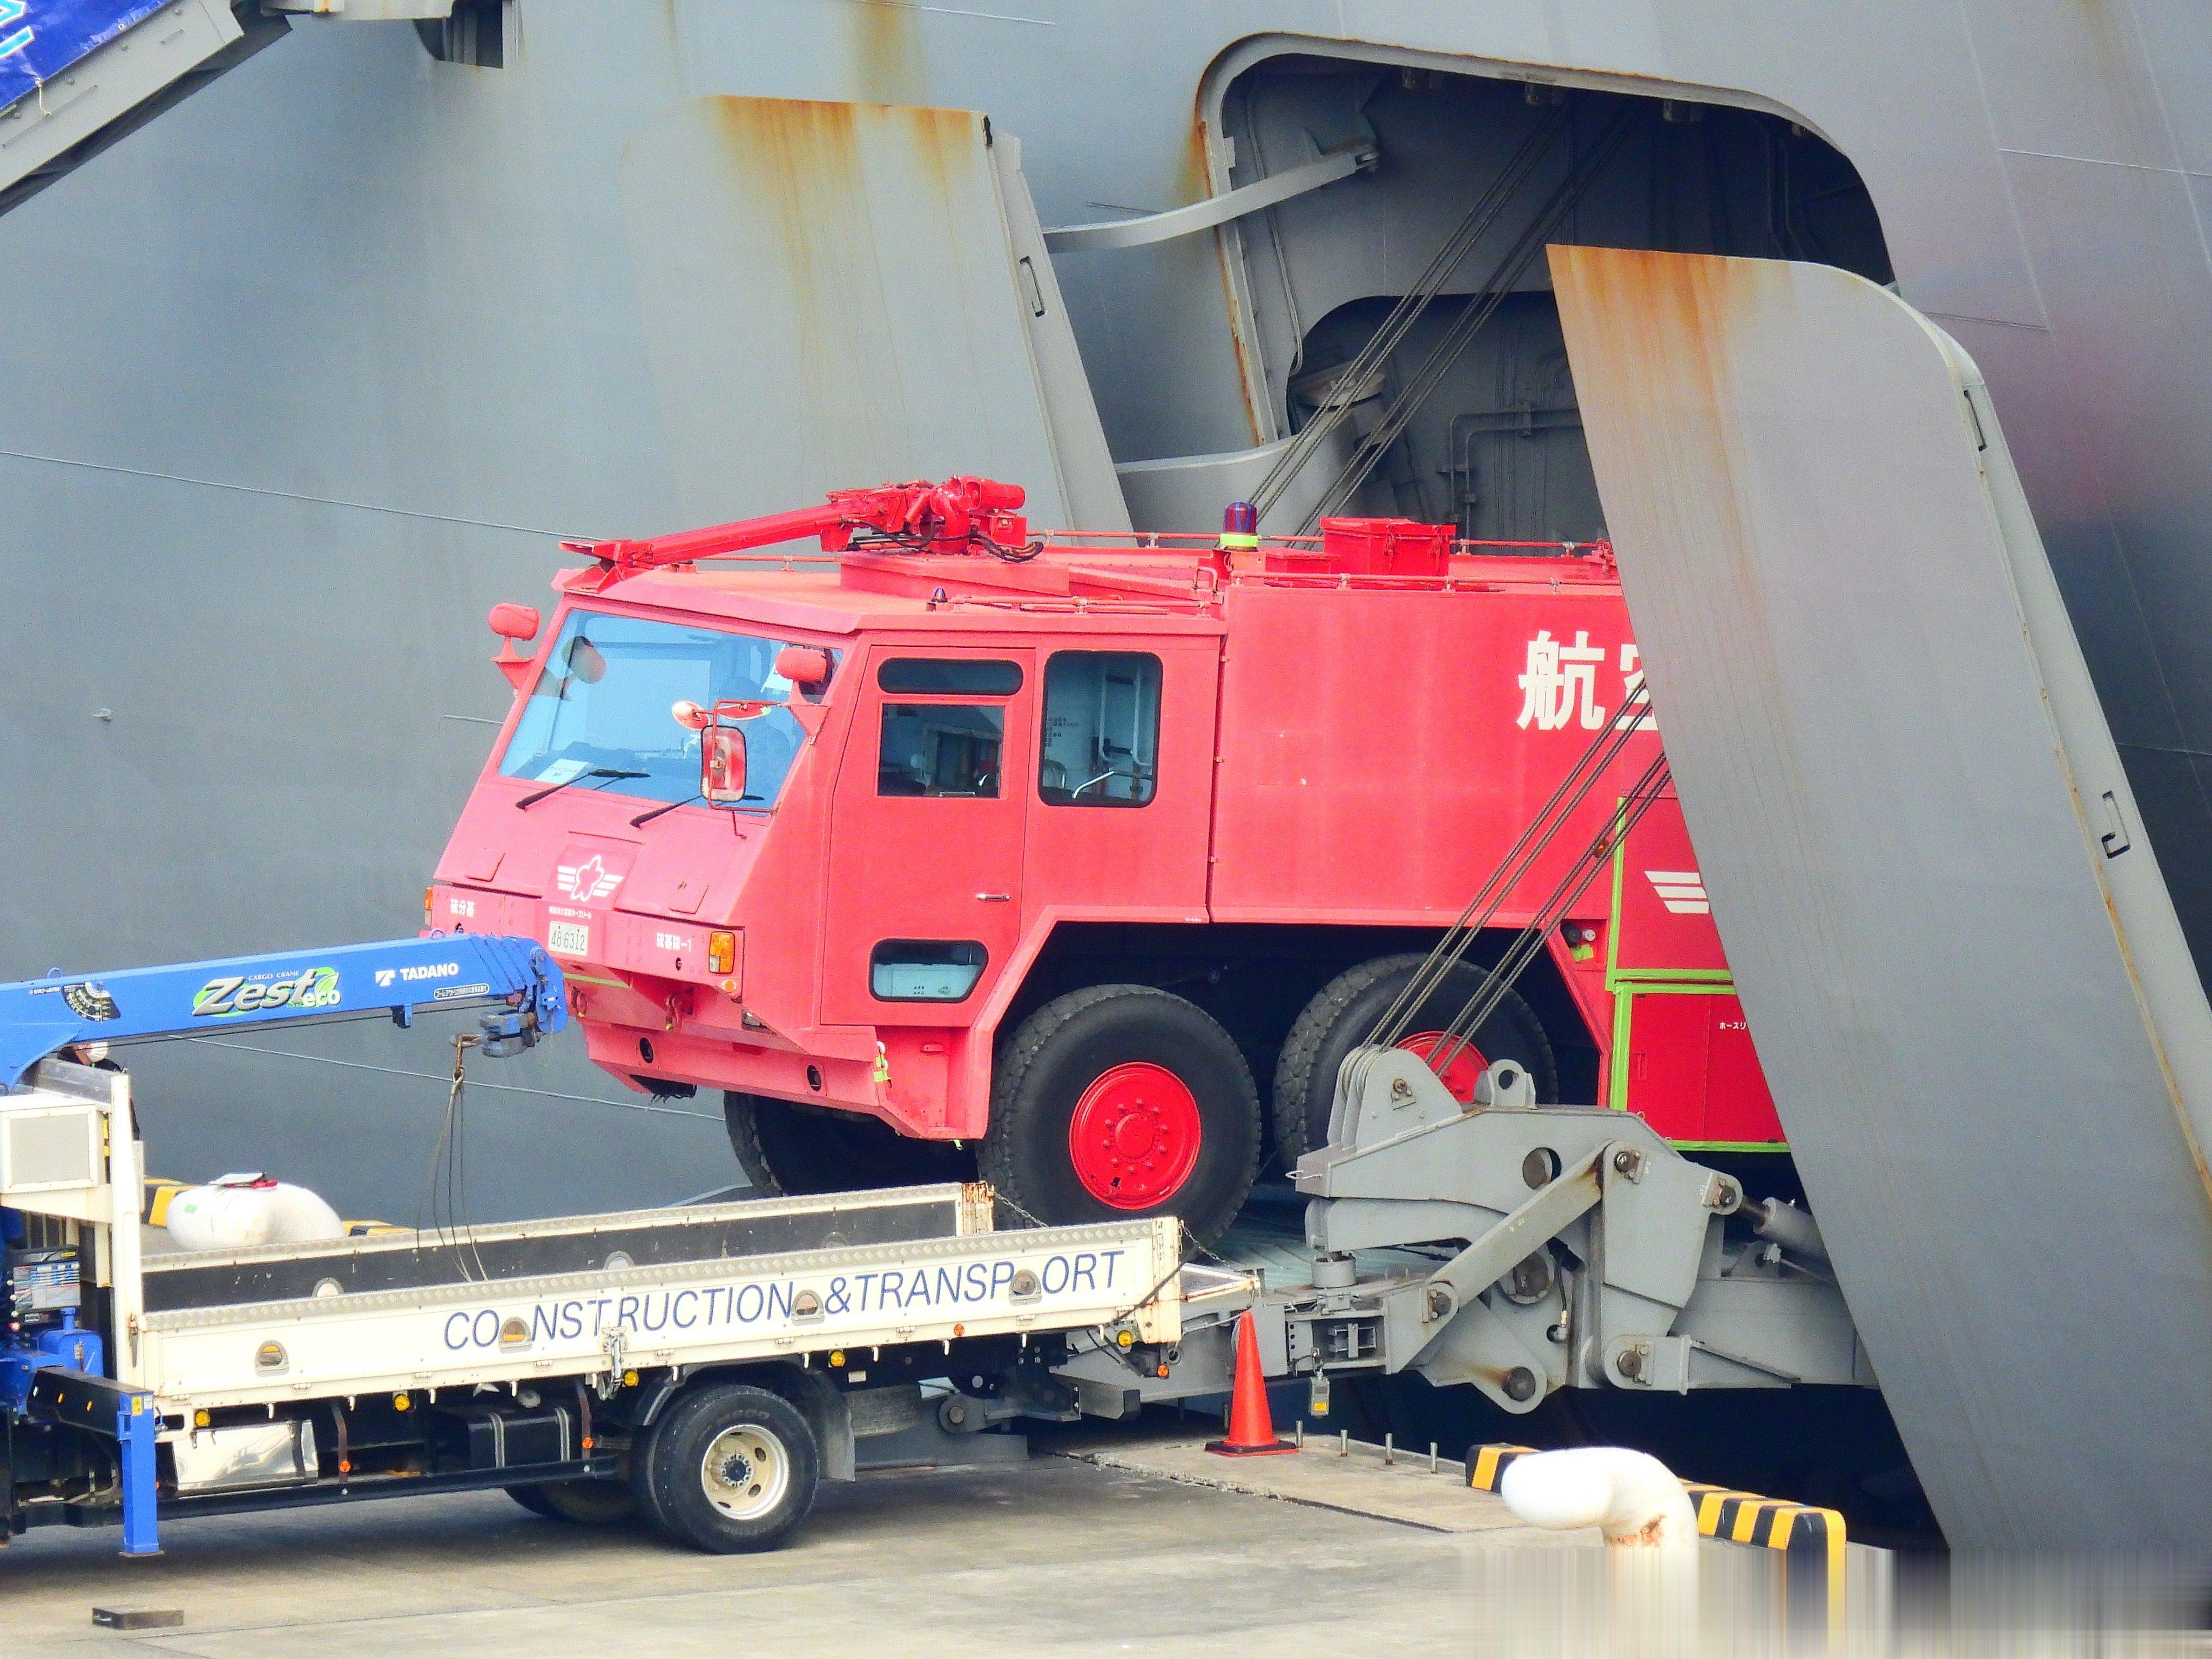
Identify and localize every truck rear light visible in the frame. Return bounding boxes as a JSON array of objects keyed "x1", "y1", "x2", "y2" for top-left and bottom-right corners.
[{"x1": 708, "y1": 931, "x2": 737, "y2": 975}]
